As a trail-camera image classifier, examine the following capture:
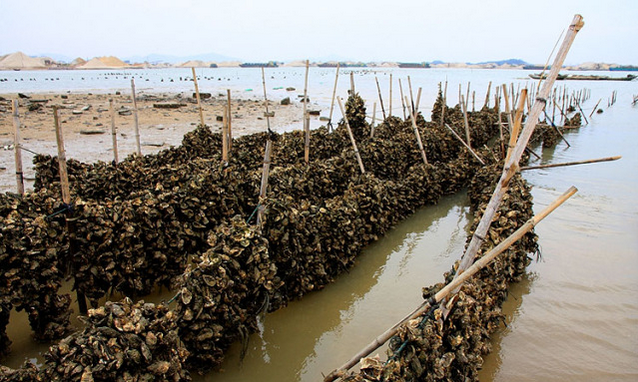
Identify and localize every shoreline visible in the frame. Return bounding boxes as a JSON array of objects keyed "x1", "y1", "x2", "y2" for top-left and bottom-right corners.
[{"x1": 0, "y1": 91, "x2": 310, "y2": 194}]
